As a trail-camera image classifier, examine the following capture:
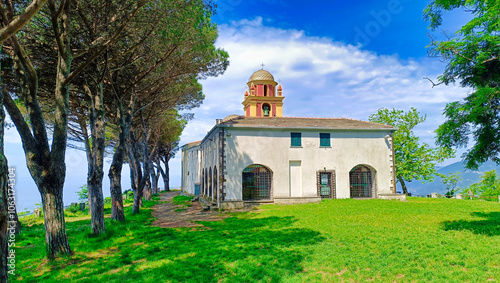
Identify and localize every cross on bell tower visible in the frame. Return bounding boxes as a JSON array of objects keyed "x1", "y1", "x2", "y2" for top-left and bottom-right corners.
[{"x1": 242, "y1": 68, "x2": 284, "y2": 118}]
